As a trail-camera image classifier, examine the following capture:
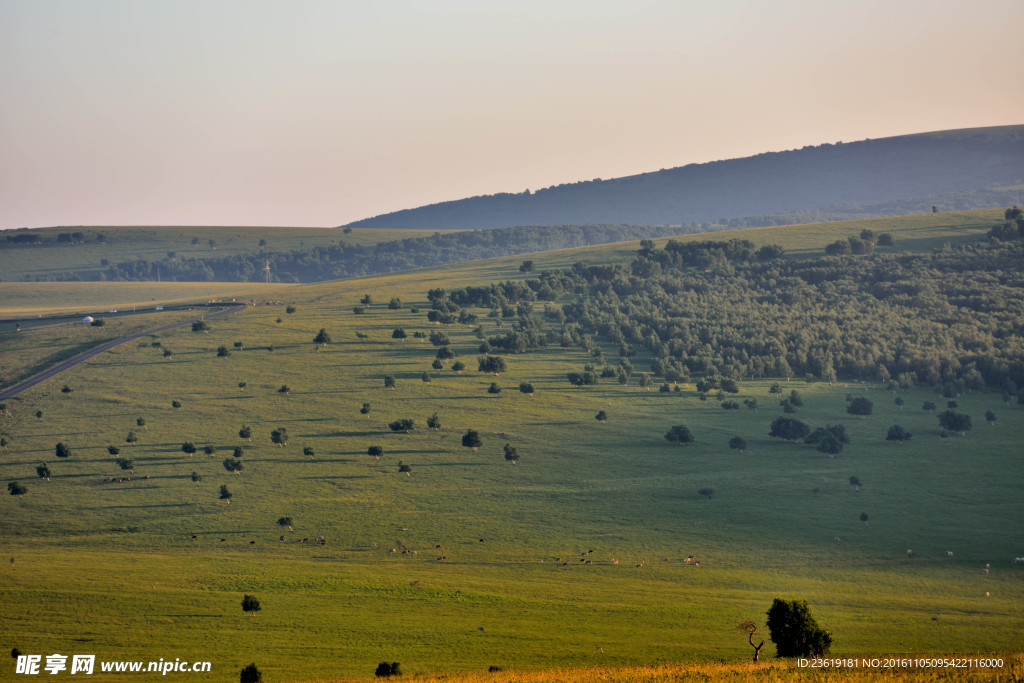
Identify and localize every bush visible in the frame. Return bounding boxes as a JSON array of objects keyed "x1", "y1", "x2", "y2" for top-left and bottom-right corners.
[
  {"x1": 240, "y1": 664, "x2": 262, "y2": 683},
  {"x1": 375, "y1": 662, "x2": 401, "y2": 677},
  {"x1": 766, "y1": 598, "x2": 833, "y2": 657}
]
